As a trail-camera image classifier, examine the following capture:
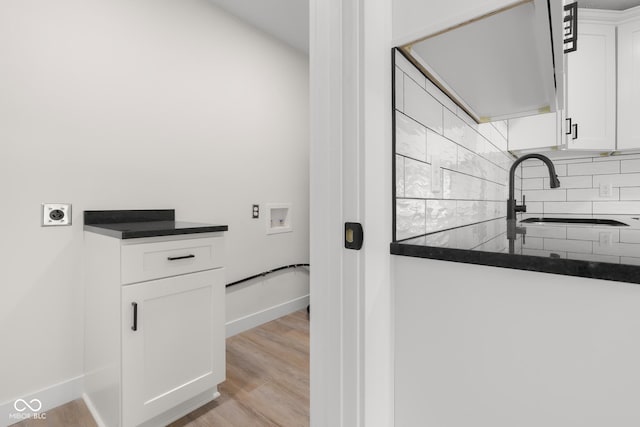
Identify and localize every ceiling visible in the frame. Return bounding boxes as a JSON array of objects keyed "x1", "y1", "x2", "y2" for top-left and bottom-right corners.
[
  {"x1": 207, "y1": 0, "x2": 309, "y2": 54},
  {"x1": 579, "y1": 0, "x2": 640, "y2": 10}
]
